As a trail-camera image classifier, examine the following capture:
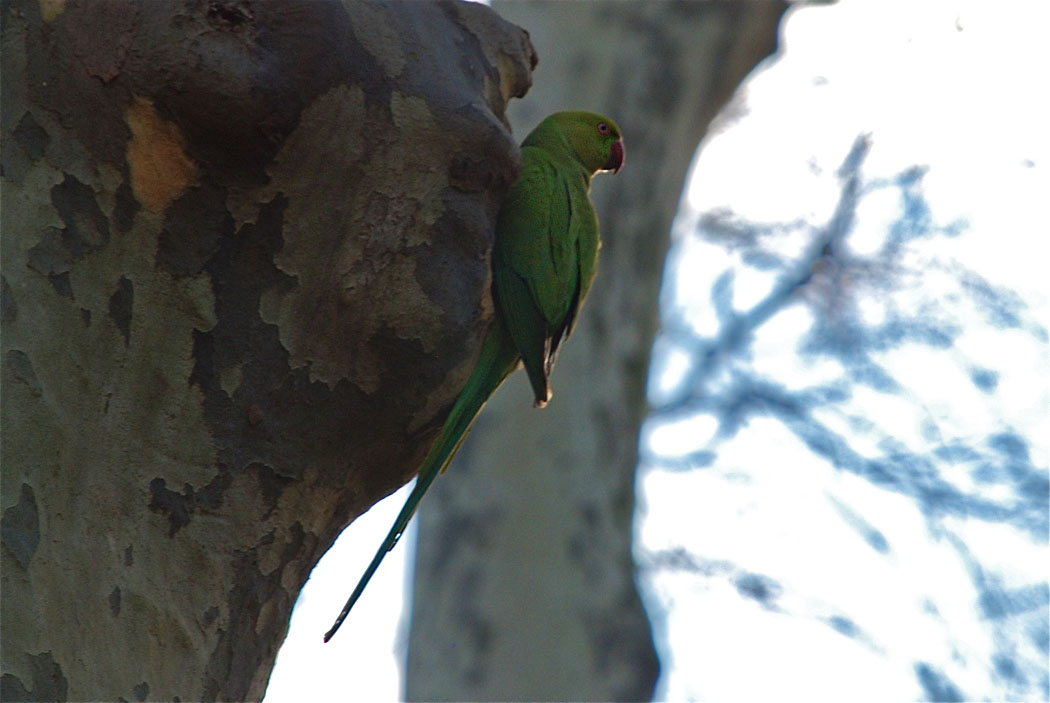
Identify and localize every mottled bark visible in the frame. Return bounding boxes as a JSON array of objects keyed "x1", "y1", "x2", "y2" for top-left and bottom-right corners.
[
  {"x1": 0, "y1": 0, "x2": 535, "y2": 700},
  {"x1": 407, "y1": 2, "x2": 787, "y2": 701}
]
